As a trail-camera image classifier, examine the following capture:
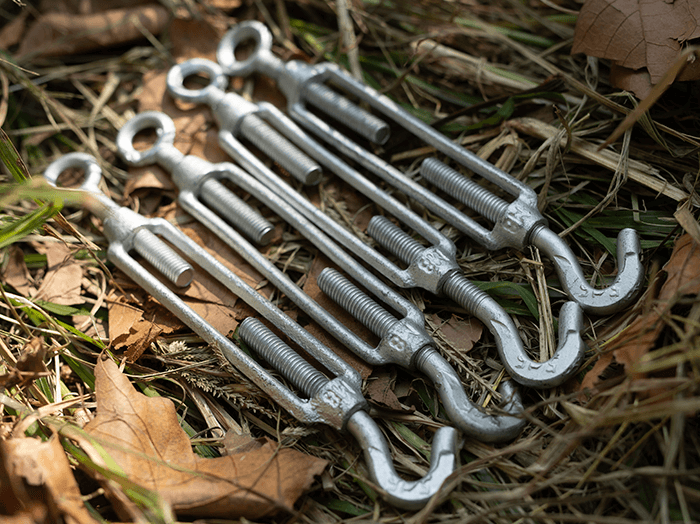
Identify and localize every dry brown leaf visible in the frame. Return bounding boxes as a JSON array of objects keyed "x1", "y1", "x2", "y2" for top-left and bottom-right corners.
[
  {"x1": 169, "y1": 16, "x2": 228, "y2": 61},
  {"x1": 106, "y1": 292, "x2": 172, "y2": 360},
  {"x1": 17, "y1": 4, "x2": 170, "y2": 59},
  {"x1": 0, "y1": 337, "x2": 48, "y2": 390},
  {"x1": 34, "y1": 242, "x2": 84, "y2": 306},
  {"x1": 2, "y1": 246, "x2": 35, "y2": 297},
  {"x1": 572, "y1": 0, "x2": 700, "y2": 97},
  {"x1": 123, "y1": 169, "x2": 176, "y2": 199},
  {"x1": 84, "y1": 356, "x2": 327, "y2": 519},
  {"x1": 0, "y1": 434, "x2": 98, "y2": 524},
  {"x1": 580, "y1": 234, "x2": 700, "y2": 391},
  {"x1": 366, "y1": 370, "x2": 406, "y2": 411},
  {"x1": 434, "y1": 314, "x2": 484, "y2": 353}
]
